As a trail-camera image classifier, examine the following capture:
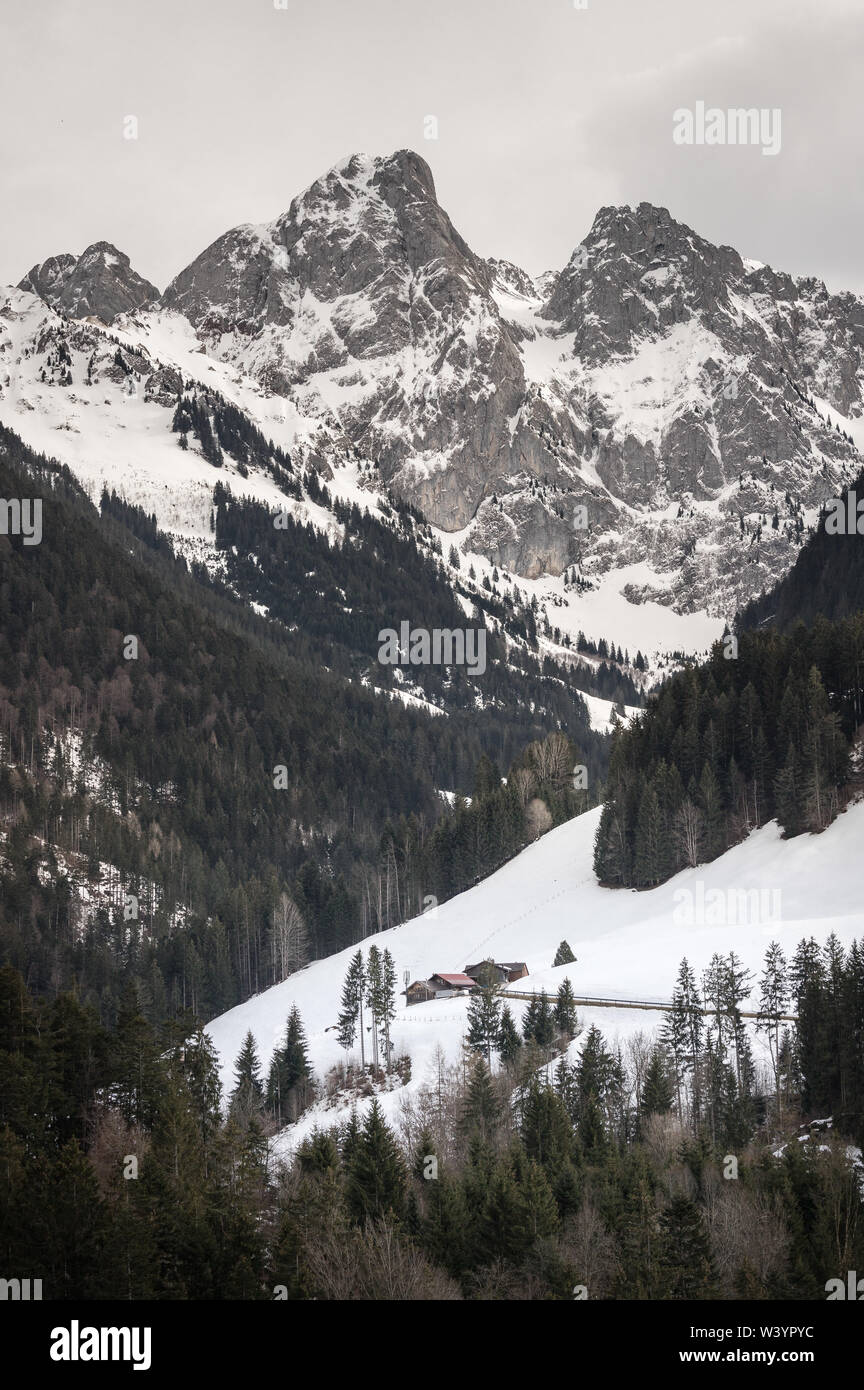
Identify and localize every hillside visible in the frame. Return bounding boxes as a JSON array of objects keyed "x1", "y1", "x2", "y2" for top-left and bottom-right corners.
[
  {"x1": 206, "y1": 796, "x2": 864, "y2": 1154},
  {"x1": 0, "y1": 424, "x2": 604, "y2": 1022},
  {"x1": 6, "y1": 150, "x2": 864, "y2": 672}
]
